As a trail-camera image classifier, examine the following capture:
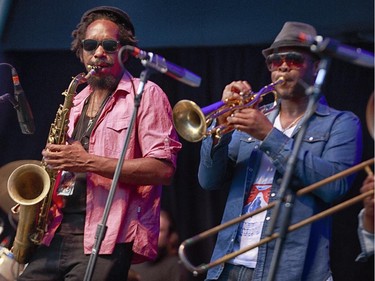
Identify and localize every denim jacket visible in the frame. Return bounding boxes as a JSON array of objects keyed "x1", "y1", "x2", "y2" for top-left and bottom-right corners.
[{"x1": 198, "y1": 97, "x2": 362, "y2": 281}]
